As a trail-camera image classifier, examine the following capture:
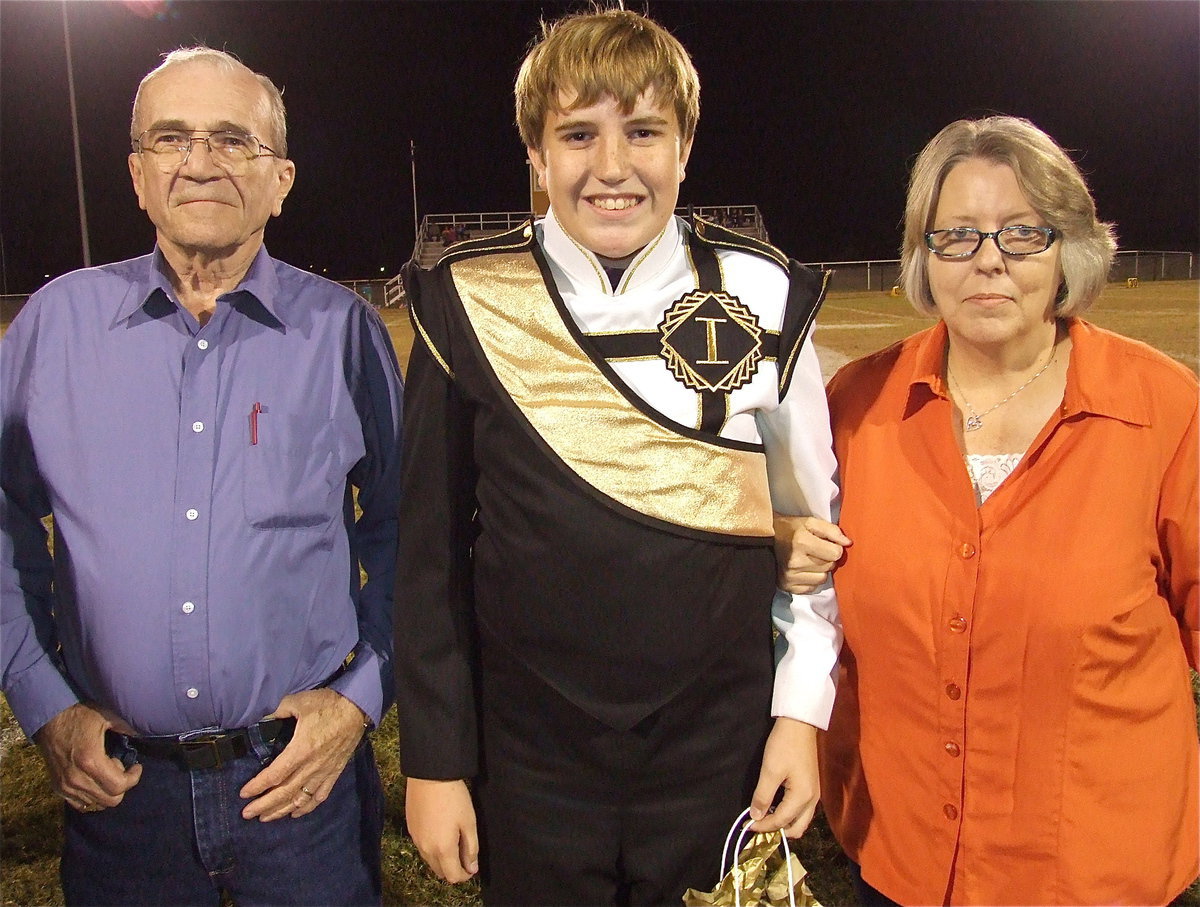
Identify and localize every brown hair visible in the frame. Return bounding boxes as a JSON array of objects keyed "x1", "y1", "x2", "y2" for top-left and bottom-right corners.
[
  {"x1": 515, "y1": 7, "x2": 700, "y2": 150},
  {"x1": 900, "y1": 116, "x2": 1116, "y2": 317}
]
